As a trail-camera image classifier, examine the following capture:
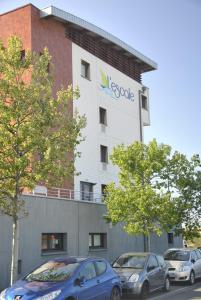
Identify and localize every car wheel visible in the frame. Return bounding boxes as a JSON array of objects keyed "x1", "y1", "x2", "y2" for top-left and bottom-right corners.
[
  {"x1": 140, "y1": 282, "x2": 149, "y2": 299},
  {"x1": 163, "y1": 277, "x2": 170, "y2": 292},
  {"x1": 110, "y1": 287, "x2": 121, "y2": 300},
  {"x1": 189, "y1": 271, "x2": 195, "y2": 285}
]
